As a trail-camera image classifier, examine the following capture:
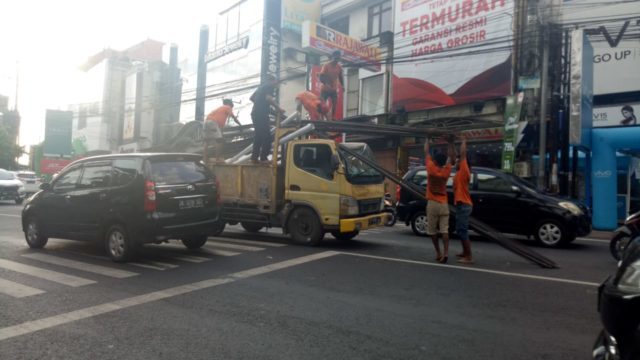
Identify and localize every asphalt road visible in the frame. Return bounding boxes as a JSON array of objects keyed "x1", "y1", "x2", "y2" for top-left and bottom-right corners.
[{"x1": 0, "y1": 201, "x2": 618, "y2": 359}]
